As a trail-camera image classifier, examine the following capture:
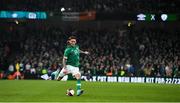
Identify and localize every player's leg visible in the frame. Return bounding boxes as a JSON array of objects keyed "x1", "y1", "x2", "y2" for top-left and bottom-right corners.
[
  {"x1": 53, "y1": 68, "x2": 60, "y2": 79},
  {"x1": 56, "y1": 68, "x2": 68, "y2": 81},
  {"x1": 69, "y1": 65, "x2": 83, "y2": 96},
  {"x1": 74, "y1": 73, "x2": 84, "y2": 96}
]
